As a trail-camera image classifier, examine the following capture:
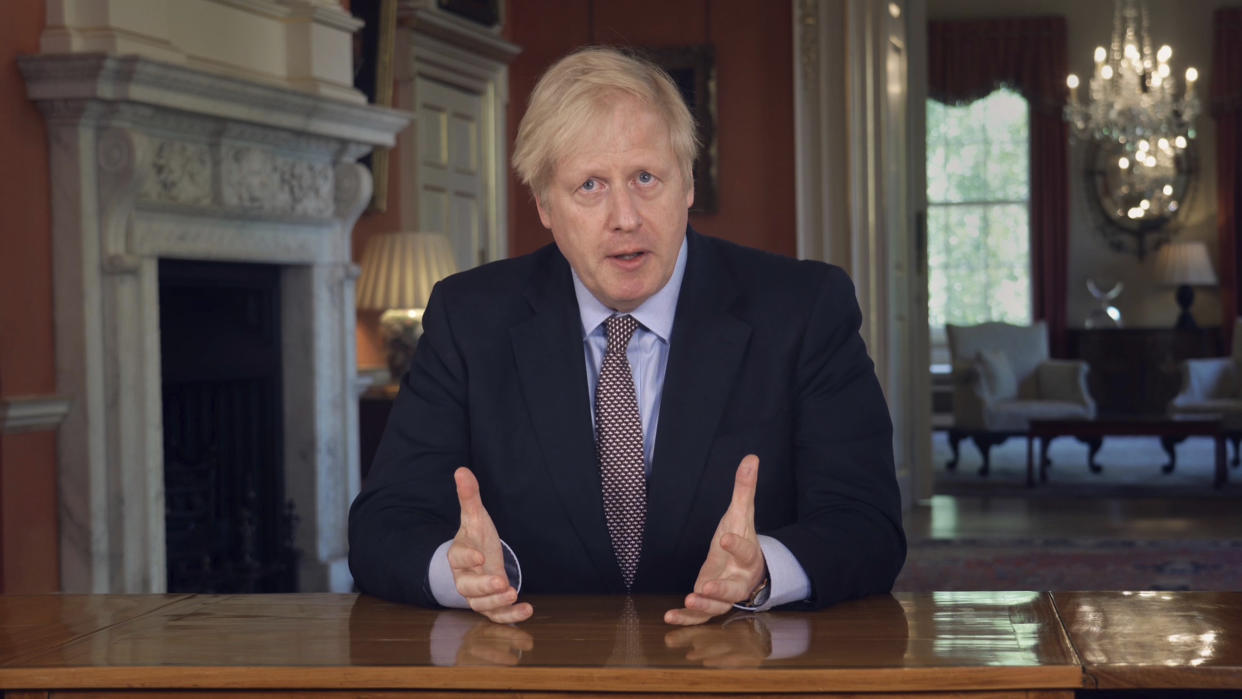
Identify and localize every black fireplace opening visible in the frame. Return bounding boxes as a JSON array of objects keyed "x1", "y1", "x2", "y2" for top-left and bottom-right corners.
[{"x1": 159, "y1": 259, "x2": 297, "y2": 593}]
